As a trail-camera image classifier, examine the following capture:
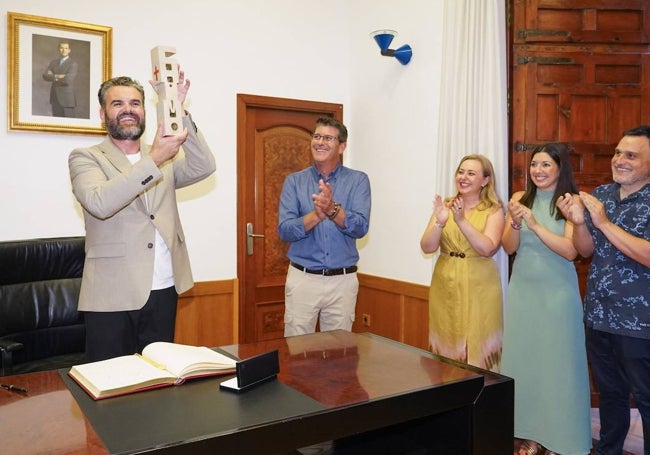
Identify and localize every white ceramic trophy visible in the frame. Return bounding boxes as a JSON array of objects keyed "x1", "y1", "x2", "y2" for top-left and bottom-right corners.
[{"x1": 150, "y1": 46, "x2": 183, "y2": 136}]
